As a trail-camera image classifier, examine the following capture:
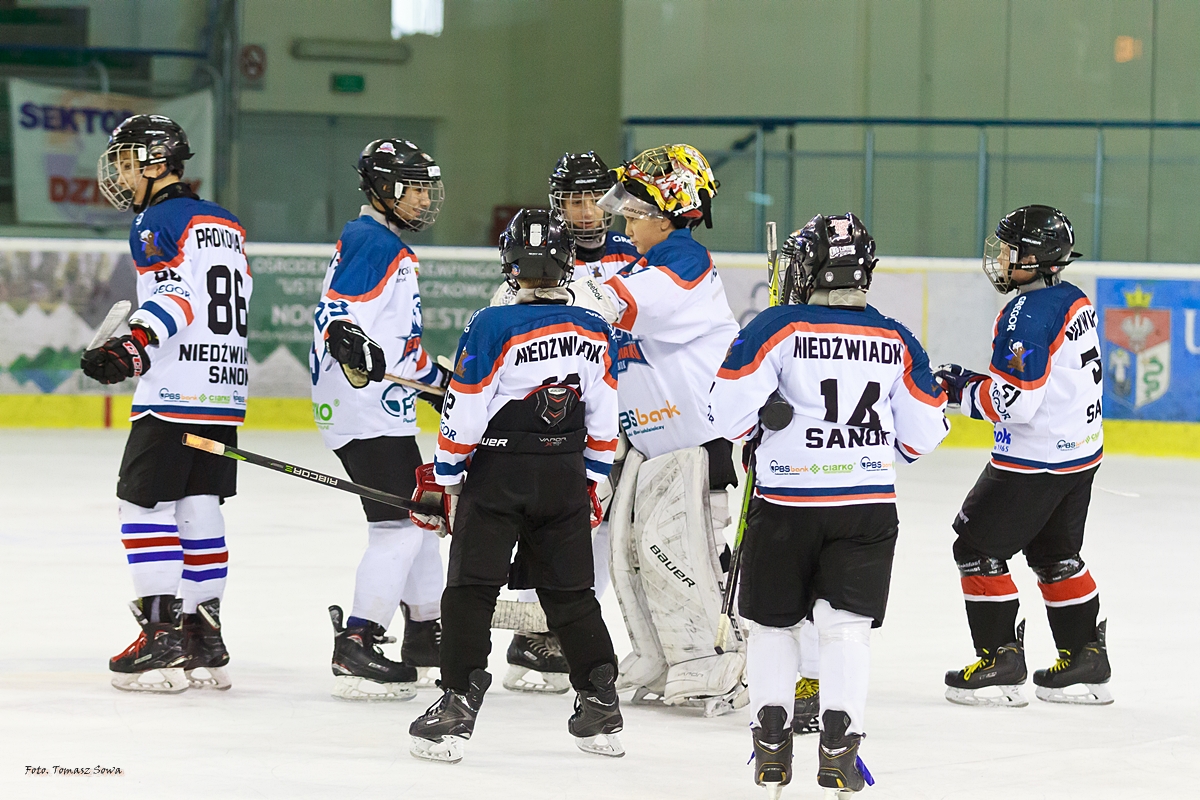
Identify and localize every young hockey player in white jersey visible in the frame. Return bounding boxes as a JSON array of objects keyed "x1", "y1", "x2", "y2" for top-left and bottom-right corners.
[
  {"x1": 82, "y1": 114, "x2": 251, "y2": 693},
  {"x1": 592, "y1": 144, "x2": 746, "y2": 715},
  {"x1": 496, "y1": 152, "x2": 638, "y2": 694},
  {"x1": 938, "y1": 205, "x2": 1111, "y2": 707},
  {"x1": 310, "y1": 139, "x2": 450, "y2": 700},
  {"x1": 710, "y1": 214, "x2": 948, "y2": 798},
  {"x1": 408, "y1": 209, "x2": 624, "y2": 763}
]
